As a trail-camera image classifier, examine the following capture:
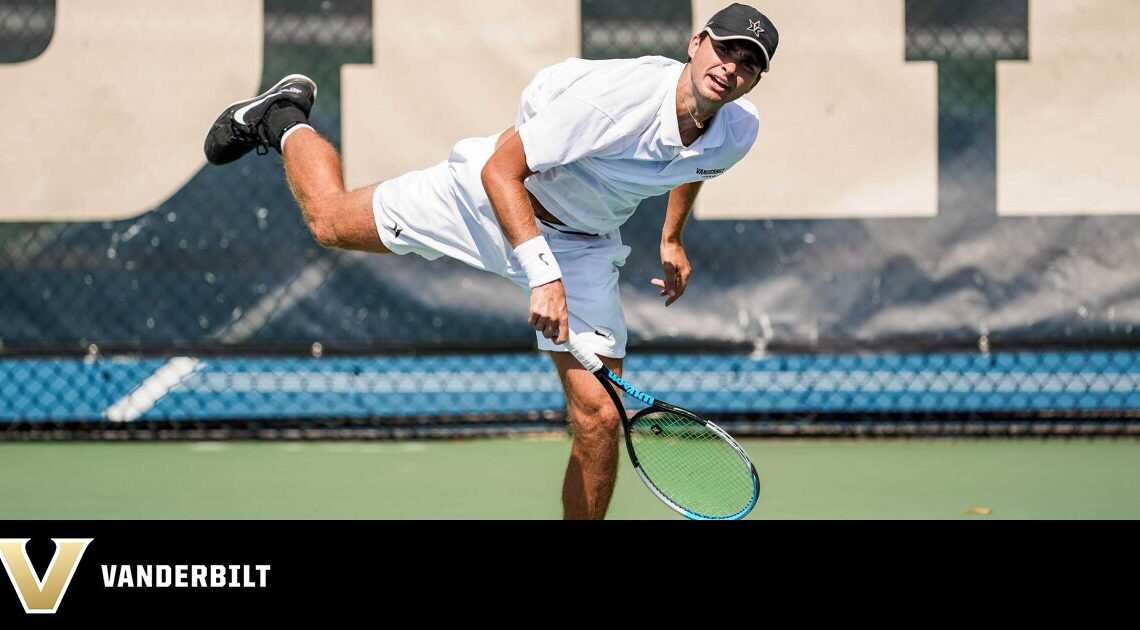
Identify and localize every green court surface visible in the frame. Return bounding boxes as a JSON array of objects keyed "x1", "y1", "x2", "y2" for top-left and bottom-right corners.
[{"x1": 1, "y1": 438, "x2": 1138, "y2": 519}]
